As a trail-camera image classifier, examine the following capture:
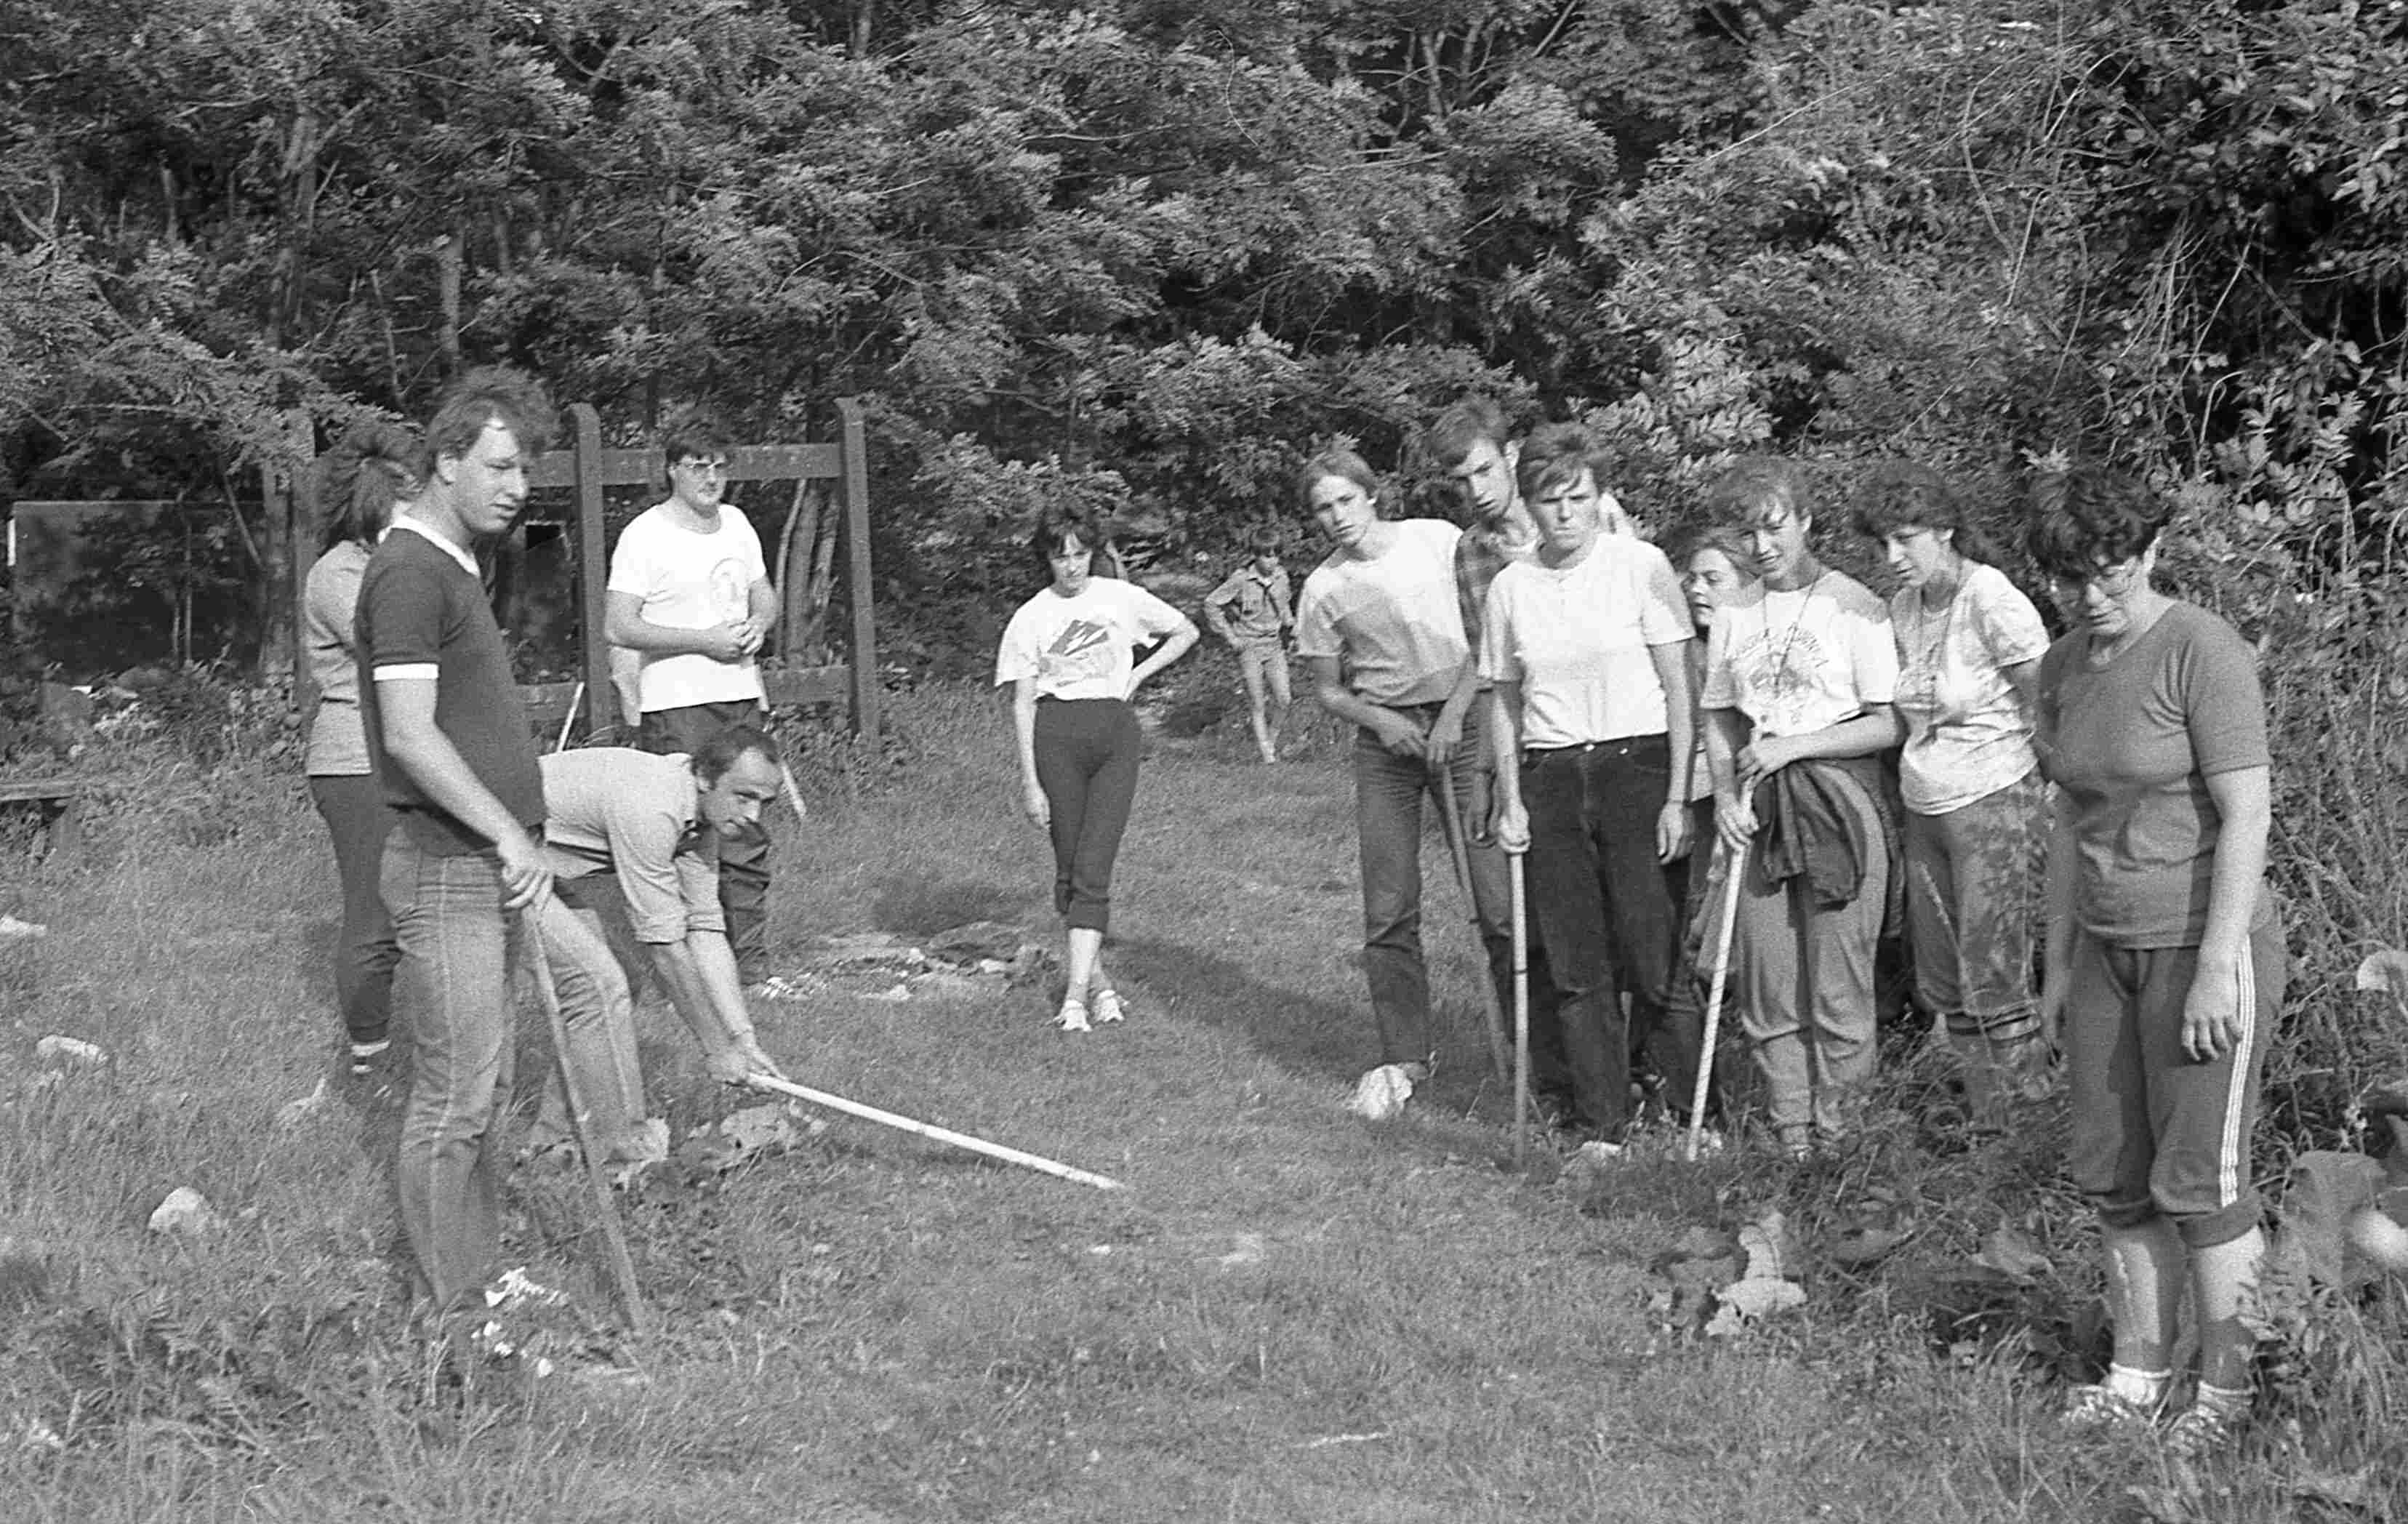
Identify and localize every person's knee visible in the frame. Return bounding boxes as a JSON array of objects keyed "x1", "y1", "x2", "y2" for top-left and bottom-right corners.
[
  {"x1": 2094, "y1": 1193, "x2": 2159, "y2": 1231},
  {"x1": 2170, "y1": 1197, "x2": 2261, "y2": 1250}
]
